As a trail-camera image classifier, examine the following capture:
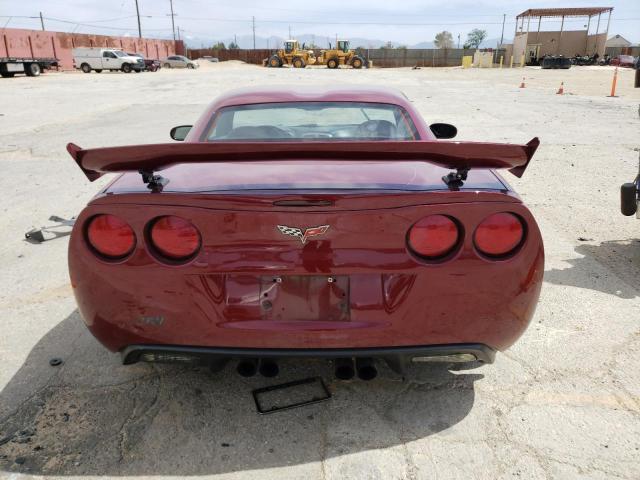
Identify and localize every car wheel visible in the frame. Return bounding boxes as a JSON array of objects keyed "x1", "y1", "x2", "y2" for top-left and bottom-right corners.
[
  {"x1": 94, "y1": 69, "x2": 102, "y2": 73},
  {"x1": 268, "y1": 55, "x2": 282, "y2": 68},
  {"x1": 292, "y1": 57, "x2": 306, "y2": 68},
  {"x1": 327, "y1": 58, "x2": 339, "y2": 69},
  {"x1": 187, "y1": 63, "x2": 195, "y2": 69},
  {"x1": 351, "y1": 56, "x2": 364, "y2": 69},
  {"x1": 121, "y1": 63, "x2": 132, "y2": 73},
  {"x1": 80, "y1": 63, "x2": 91, "y2": 73},
  {"x1": 164, "y1": 63, "x2": 171, "y2": 69},
  {"x1": 621, "y1": 183, "x2": 638, "y2": 216}
]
